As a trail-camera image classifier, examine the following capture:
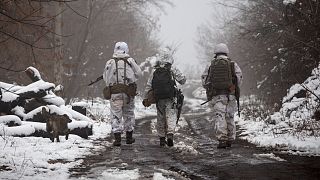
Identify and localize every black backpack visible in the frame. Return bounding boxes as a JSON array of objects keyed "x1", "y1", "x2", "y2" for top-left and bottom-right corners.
[{"x1": 152, "y1": 65, "x2": 176, "y2": 100}]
